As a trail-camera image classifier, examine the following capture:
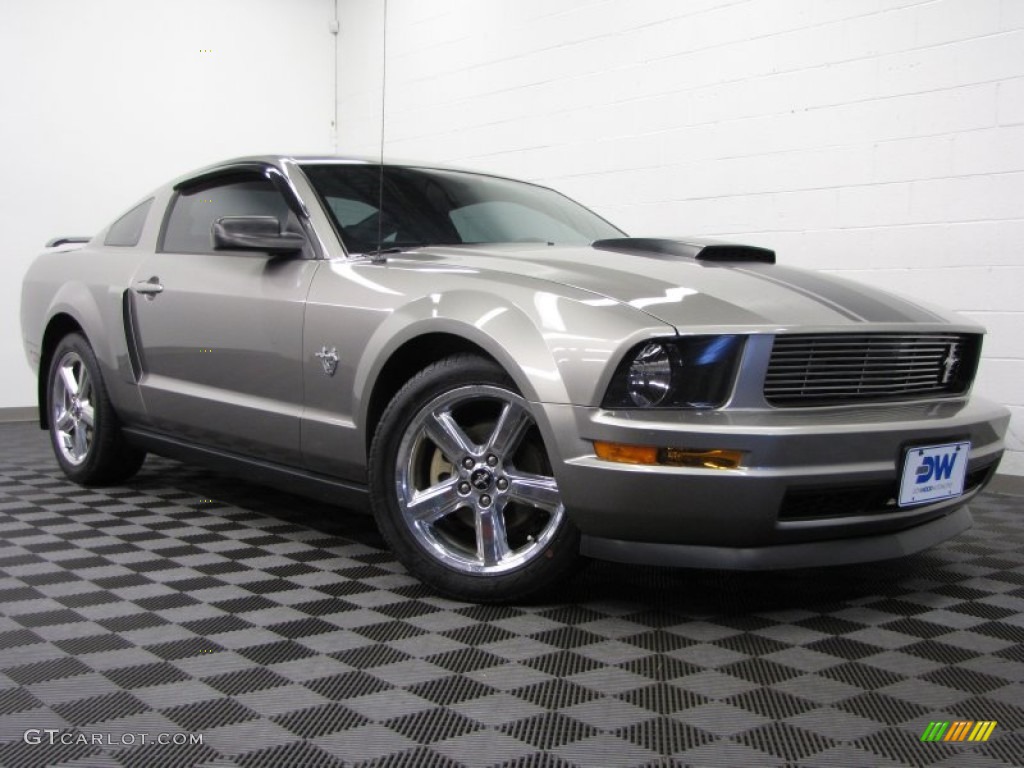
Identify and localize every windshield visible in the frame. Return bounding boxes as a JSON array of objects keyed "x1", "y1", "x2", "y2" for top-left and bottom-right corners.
[{"x1": 301, "y1": 164, "x2": 625, "y2": 253}]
